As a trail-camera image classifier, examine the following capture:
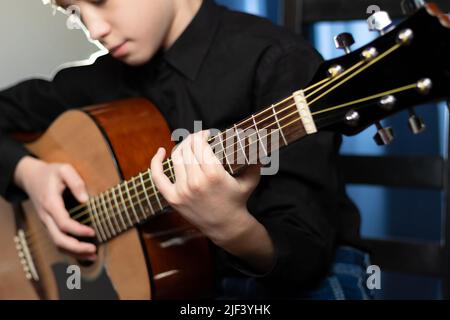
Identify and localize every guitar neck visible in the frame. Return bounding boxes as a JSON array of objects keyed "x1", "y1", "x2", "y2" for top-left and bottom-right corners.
[{"x1": 88, "y1": 91, "x2": 315, "y2": 243}]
